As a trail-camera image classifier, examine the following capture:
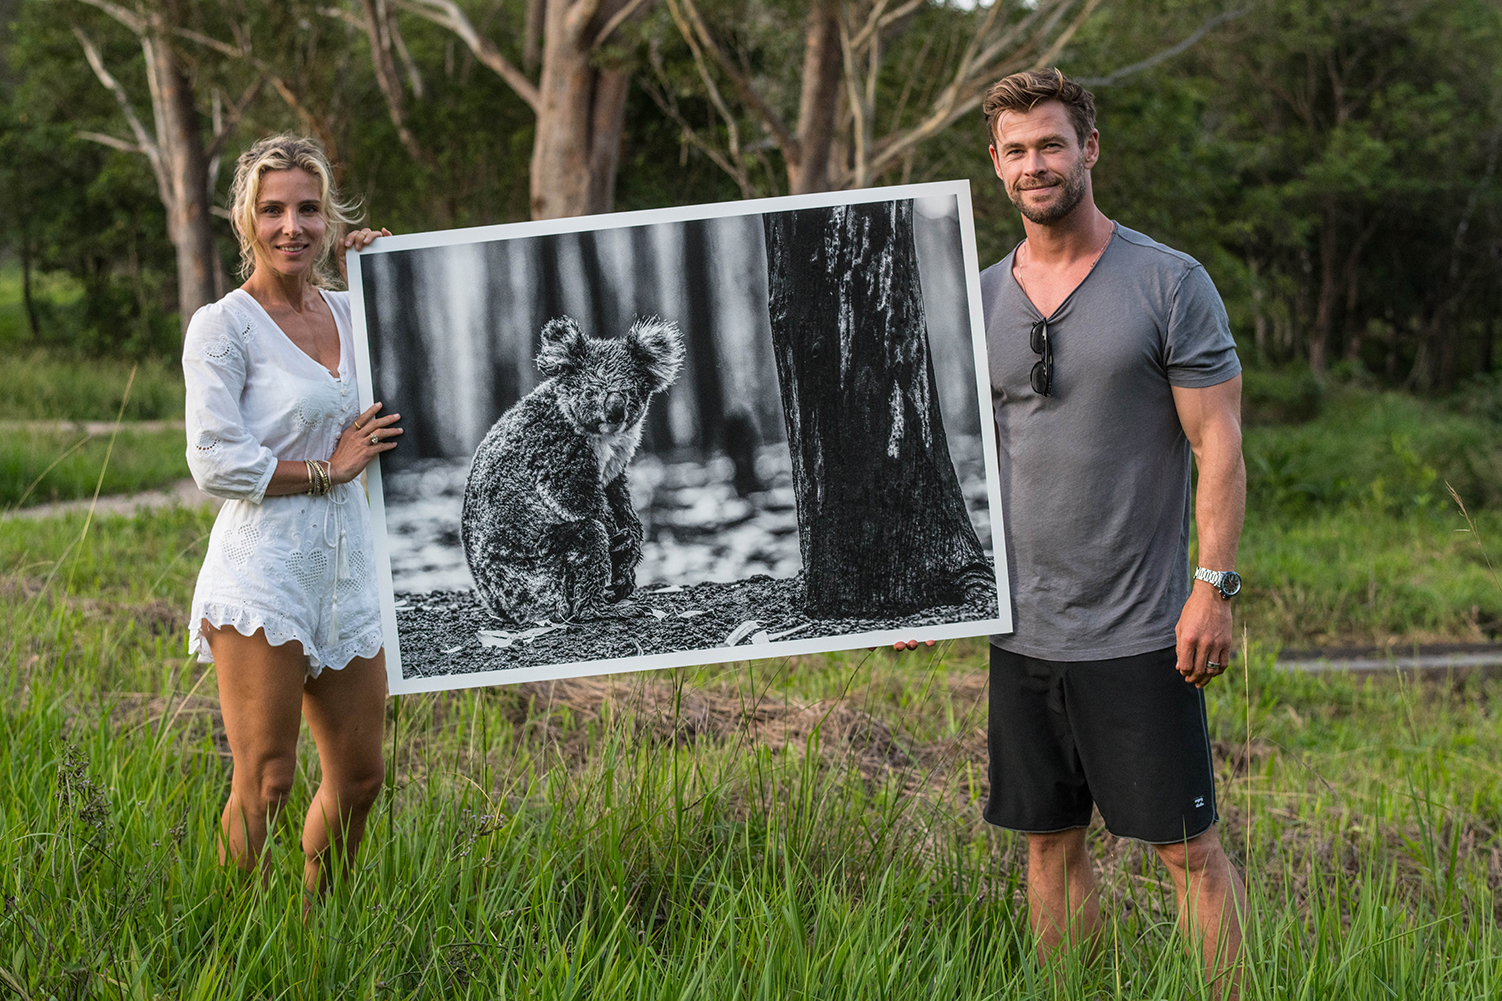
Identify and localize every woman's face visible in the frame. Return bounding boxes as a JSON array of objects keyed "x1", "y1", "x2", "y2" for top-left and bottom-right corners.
[{"x1": 252, "y1": 168, "x2": 327, "y2": 279}]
